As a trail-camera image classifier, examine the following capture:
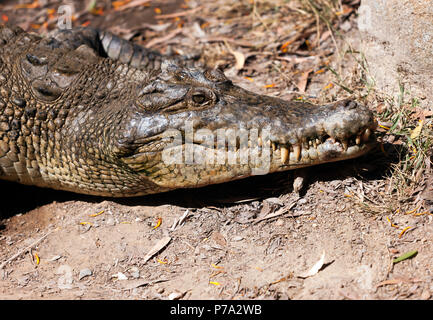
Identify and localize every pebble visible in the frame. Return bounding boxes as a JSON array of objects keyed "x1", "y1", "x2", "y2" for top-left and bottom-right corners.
[
  {"x1": 421, "y1": 290, "x2": 431, "y2": 300},
  {"x1": 297, "y1": 198, "x2": 307, "y2": 205},
  {"x1": 275, "y1": 218, "x2": 284, "y2": 226},
  {"x1": 106, "y1": 217, "x2": 116, "y2": 226},
  {"x1": 168, "y1": 291, "x2": 183, "y2": 300},
  {"x1": 78, "y1": 268, "x2": 92, "y2": 280},
  {"x1": 112, "y1": 272, "x2": 128, "y2": 280},
  {"x1": 129, "y1": 267, "x2": 140, "y2": 279},
  {"x1": 157, "y1": 287, "x2": 165, "y2": 294},
  {"x1": 265, "y1": 197, "x2": 283, "y2": 206}
]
